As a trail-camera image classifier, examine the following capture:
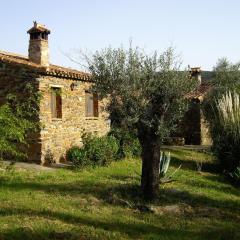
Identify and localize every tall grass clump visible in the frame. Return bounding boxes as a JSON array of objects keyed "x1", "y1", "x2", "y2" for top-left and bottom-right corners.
[{"x1": 213, "y1": 91, "x2": 240, "y2": 171}]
